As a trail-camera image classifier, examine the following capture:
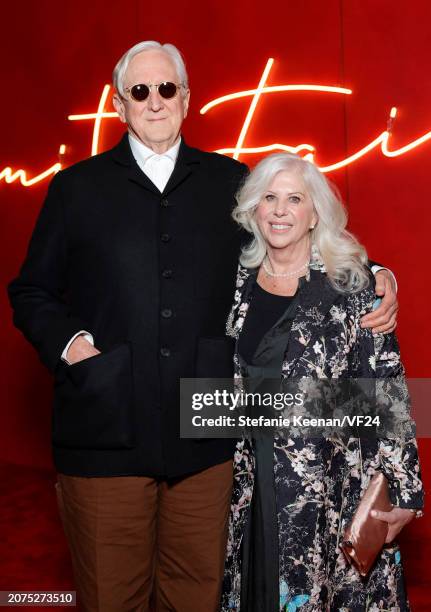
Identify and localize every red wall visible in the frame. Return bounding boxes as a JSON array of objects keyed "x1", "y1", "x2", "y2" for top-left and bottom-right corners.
[{"x1": 1, "y1": 0, "x2": 430, "y2": 596}]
